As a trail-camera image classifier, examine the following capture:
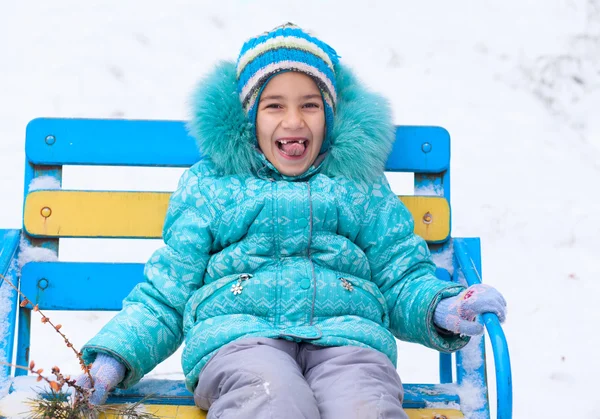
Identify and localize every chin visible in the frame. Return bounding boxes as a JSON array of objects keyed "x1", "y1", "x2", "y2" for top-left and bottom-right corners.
[
  {"x1": 272, "y1": 150, "x2": 314, "y2": 177},
  {"x1": 279, "y1": 167, "x2": 305, "y2": 177}
]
